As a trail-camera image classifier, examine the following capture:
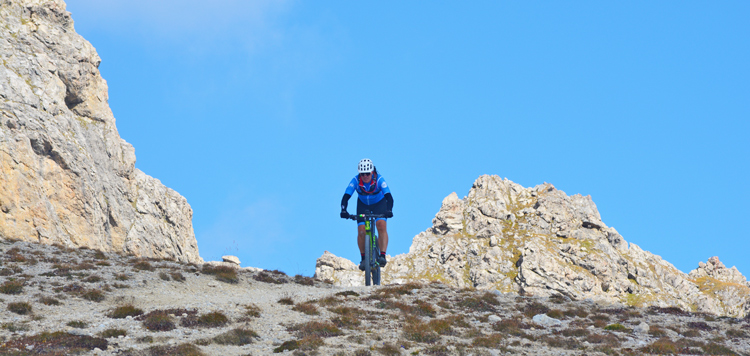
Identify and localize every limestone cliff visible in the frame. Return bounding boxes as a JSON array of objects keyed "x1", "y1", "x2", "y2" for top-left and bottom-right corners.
[
  {"x1": 0, "y1": 0, "x2": 201, "y2": 263},
  {"x1": 316, "y1": 175, "x2": 750, "y2": 317}
]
